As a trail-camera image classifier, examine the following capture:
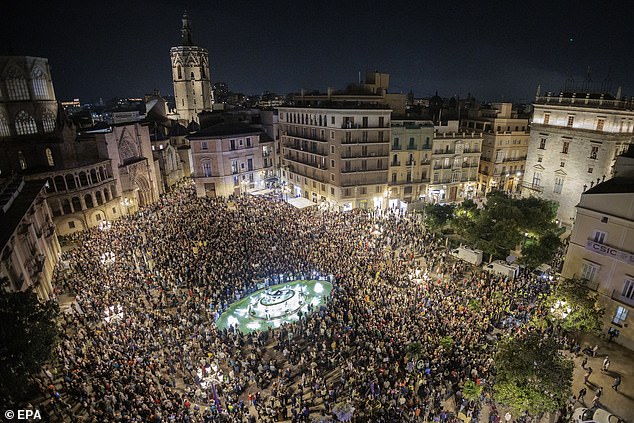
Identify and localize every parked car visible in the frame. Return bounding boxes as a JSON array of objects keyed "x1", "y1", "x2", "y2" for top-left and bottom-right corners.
[{"x1": 572, "y1": 407, "x2": 624, "y2": 423}]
